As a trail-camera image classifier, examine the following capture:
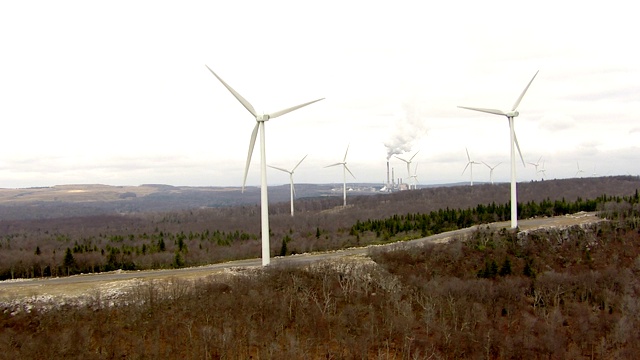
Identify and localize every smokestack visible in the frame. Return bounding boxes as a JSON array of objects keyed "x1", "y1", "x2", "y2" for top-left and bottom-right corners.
[
  {"x1": 387, "y1": 161, "x2": 390, "y2": 190},
  {"x1": 392, "y1": 168, "x2": 395, "y2": 187}
]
